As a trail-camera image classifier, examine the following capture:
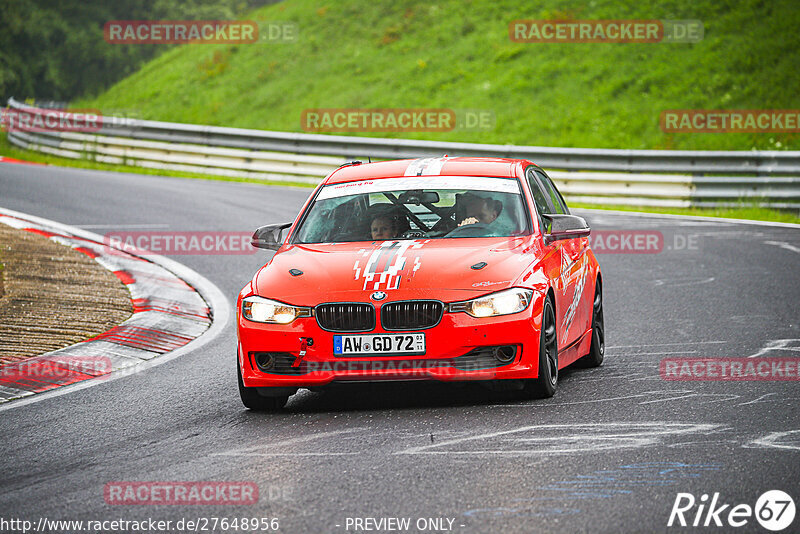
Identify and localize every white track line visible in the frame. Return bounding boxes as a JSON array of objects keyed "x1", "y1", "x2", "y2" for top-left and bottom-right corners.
[
  {"x1": 215, "y1": 428, "x2": 366, "y2": 454},
  {"x1": 764, "y1": 240, "x2": 800, "y2": 254},
  {"x1": 746, "y1": 430, "x2": 800, "y2": 451},
  {"x1": 610, "y1": 350, "x2": 697, "y2": 357},
  {"x1": 606, "y1": 341, "x2": 727, "y2": 349},
  {"x1": 76, "y1": 223, "x2": 170, "y2": 229},
  {"x1": 574, "y1": 208, "x2": 800, "y2": 229}
]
